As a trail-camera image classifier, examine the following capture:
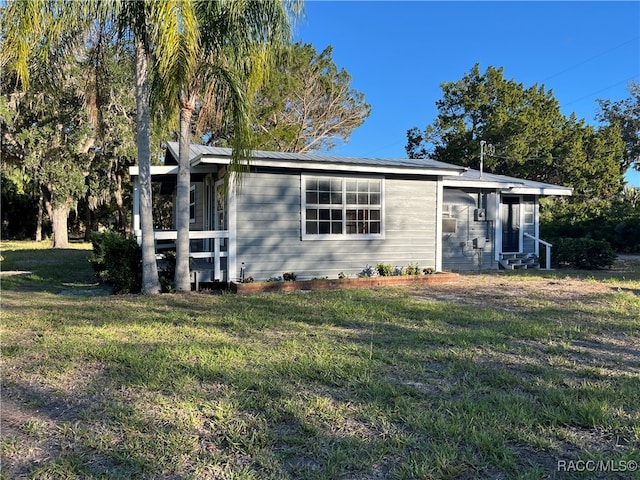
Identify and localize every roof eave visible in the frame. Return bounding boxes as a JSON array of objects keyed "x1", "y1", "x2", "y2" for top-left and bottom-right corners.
[
  {"x1": 507, "y1": 187, "x2": 572, "y2": 196},
  {"x1": 197, "y1": 157, "x2": 464, "y2": 176}
]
